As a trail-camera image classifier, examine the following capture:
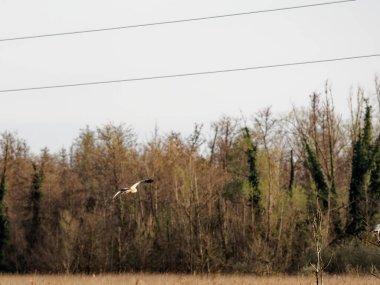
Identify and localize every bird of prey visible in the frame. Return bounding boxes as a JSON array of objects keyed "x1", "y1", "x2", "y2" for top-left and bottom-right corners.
[
  {"x1": 370, "y1": 224, "x2": 380, "y2": 242},
  {"x1": 113, "y1": 179, "x2": 154, "y2": 199}
]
